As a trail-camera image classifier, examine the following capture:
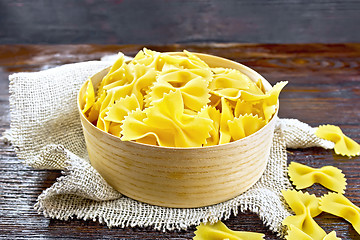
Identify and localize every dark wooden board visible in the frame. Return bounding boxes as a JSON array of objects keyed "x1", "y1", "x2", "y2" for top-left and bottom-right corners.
[
  {"x1": 1, "y1": 1, "x2": 360, "y2": 44},
  {"x1": 0, "y1": 44, "x2": 359, "y2": 239}
]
